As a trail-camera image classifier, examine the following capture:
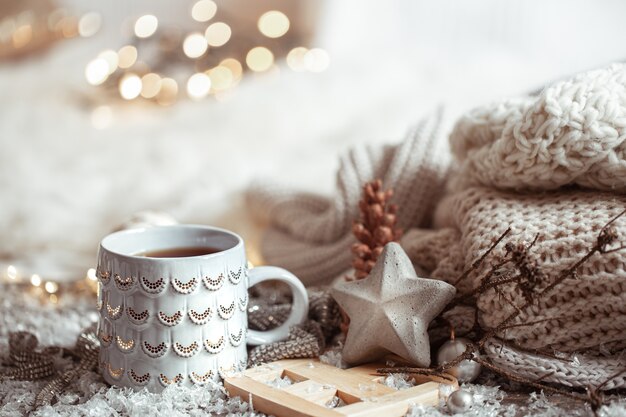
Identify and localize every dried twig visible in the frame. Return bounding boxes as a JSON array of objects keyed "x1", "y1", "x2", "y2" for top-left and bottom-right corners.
[{"x1": 378, "y1": 209, "x2": 626, "y2": 410}]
